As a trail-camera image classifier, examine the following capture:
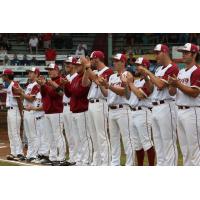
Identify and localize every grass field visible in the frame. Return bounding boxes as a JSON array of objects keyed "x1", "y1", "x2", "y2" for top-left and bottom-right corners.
[{"x1": 0, "y1": 161, "x2": 20, "y2": 166}]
